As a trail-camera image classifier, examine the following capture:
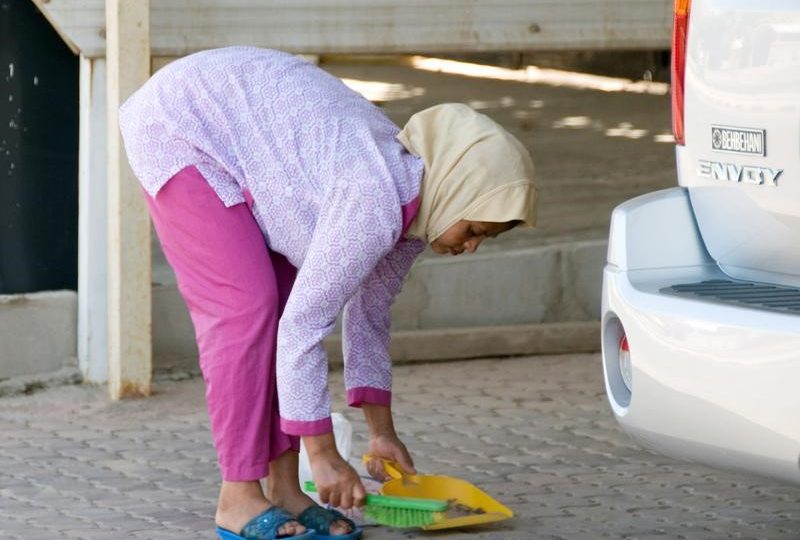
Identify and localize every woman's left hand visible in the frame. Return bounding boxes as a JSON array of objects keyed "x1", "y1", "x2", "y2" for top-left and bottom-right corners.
[{"x1": 366, "y1": 432, "x2": 416, "y2": 481}]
